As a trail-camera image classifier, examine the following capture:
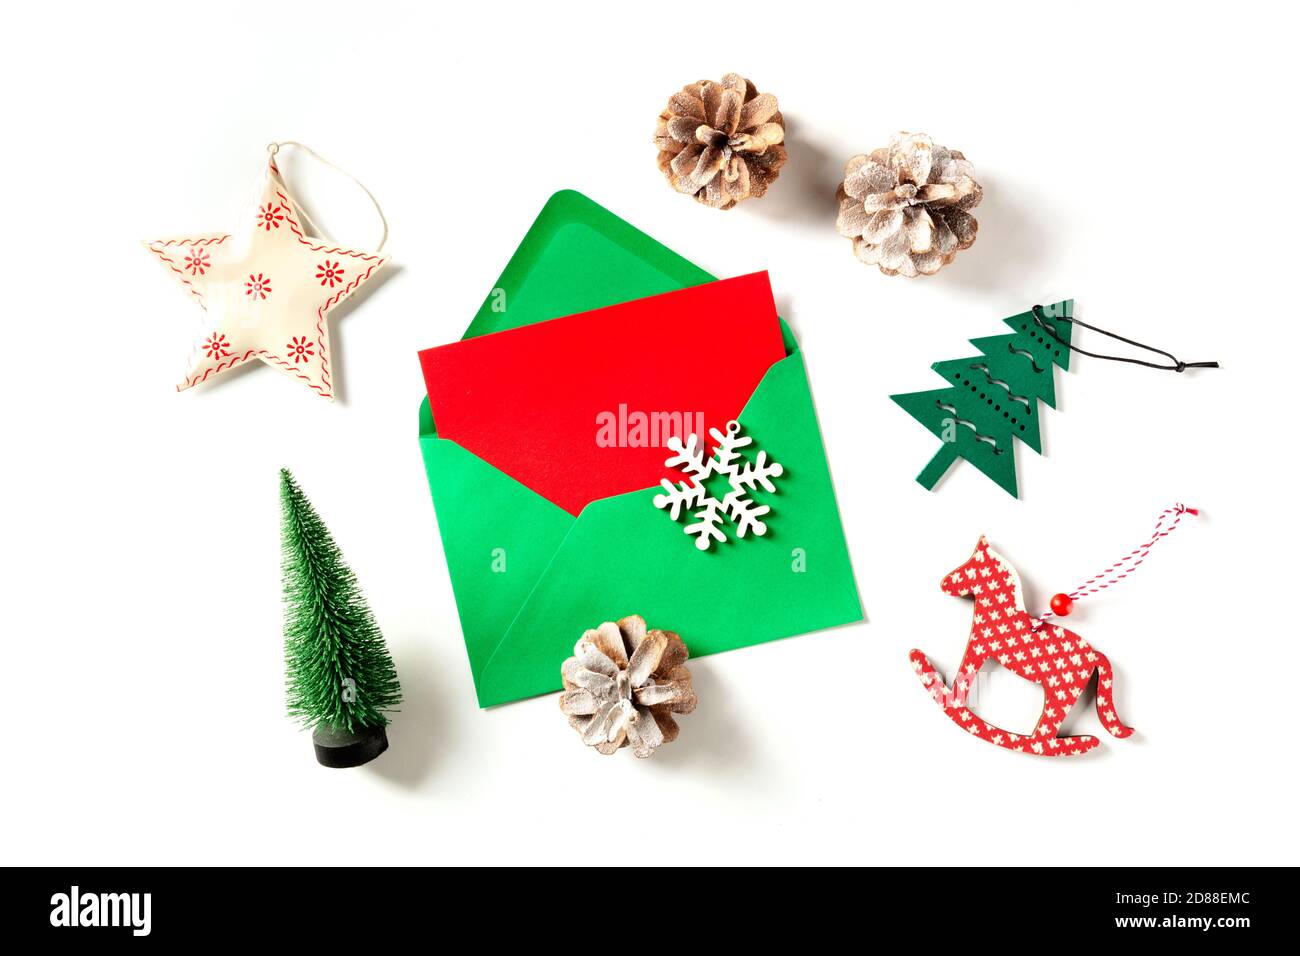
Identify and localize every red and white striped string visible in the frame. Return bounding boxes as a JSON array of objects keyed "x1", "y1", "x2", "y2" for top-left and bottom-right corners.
[{"x1": 1034, "y1": 503, "x2": 1199, "y2": 627}]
